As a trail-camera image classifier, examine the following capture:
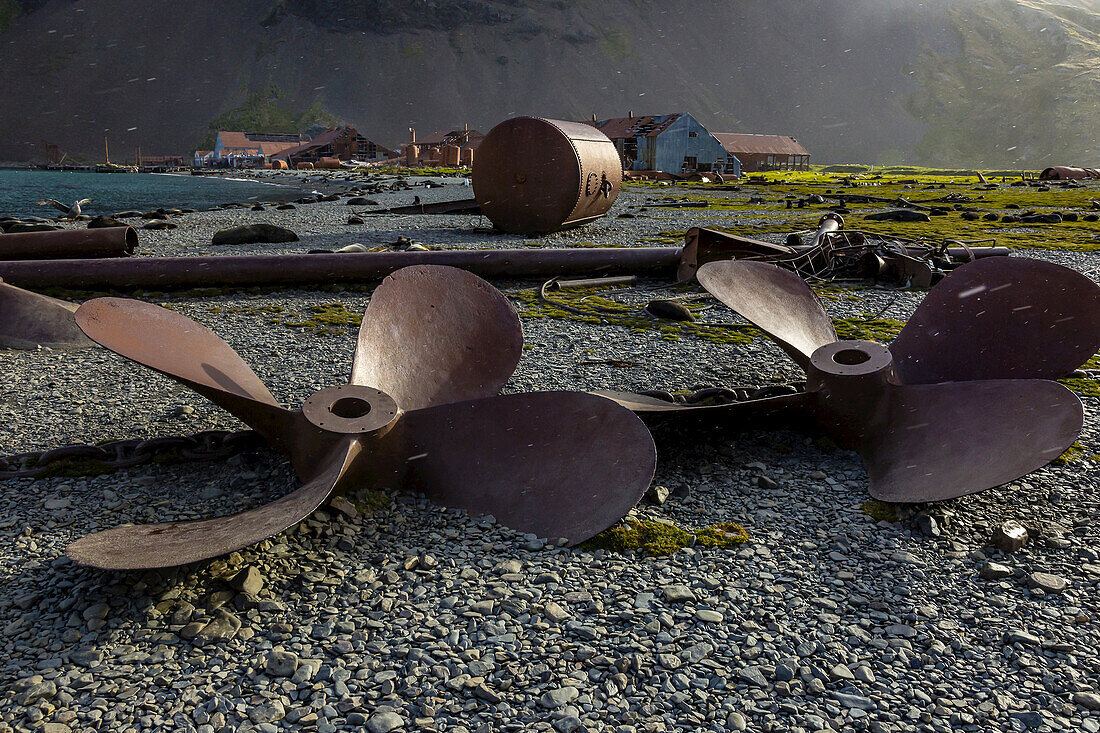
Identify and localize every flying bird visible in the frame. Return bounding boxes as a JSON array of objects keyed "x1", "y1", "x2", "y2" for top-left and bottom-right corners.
[{"x1": 38, "y1": 198, "x2": 93, "y2": 219}]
